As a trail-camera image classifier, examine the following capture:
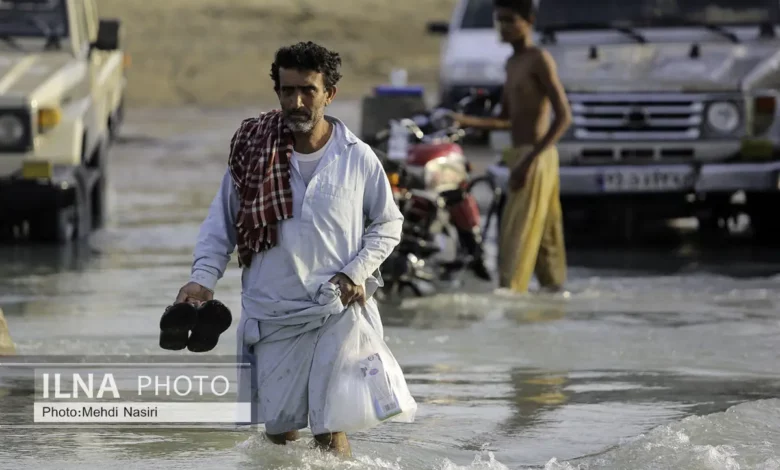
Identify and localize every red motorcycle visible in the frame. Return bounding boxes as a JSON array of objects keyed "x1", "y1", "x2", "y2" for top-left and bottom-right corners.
[{"x1": 369, "y1": 108, "x2": 491, "y2": 300}]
